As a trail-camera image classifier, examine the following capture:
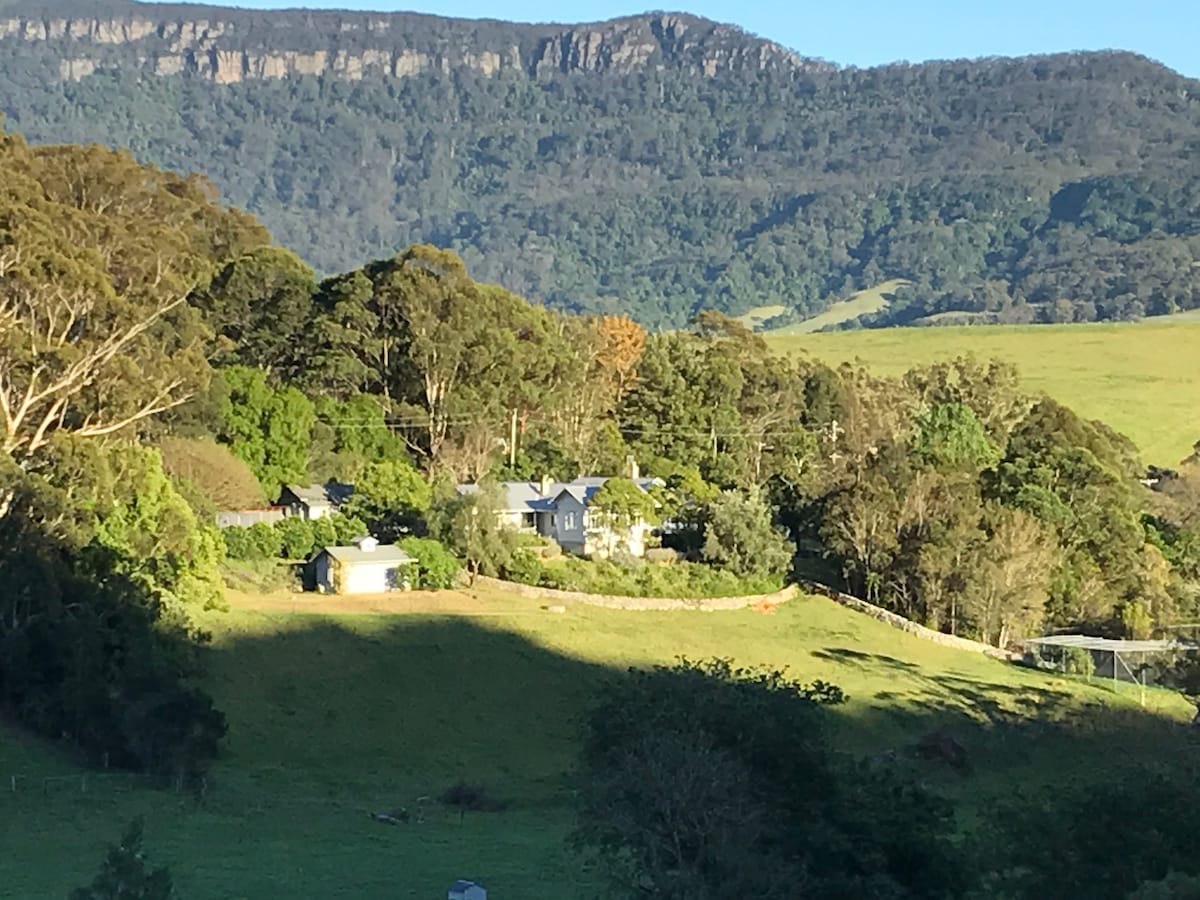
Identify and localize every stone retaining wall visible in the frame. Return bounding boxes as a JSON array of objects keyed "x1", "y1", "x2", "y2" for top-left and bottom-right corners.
[
  {"x1": 473, "y1": 575, "x2": 798, "y2": 612},
  {"x1": 799, "y1": 580, "x2": 1016, "y2": 660}
]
